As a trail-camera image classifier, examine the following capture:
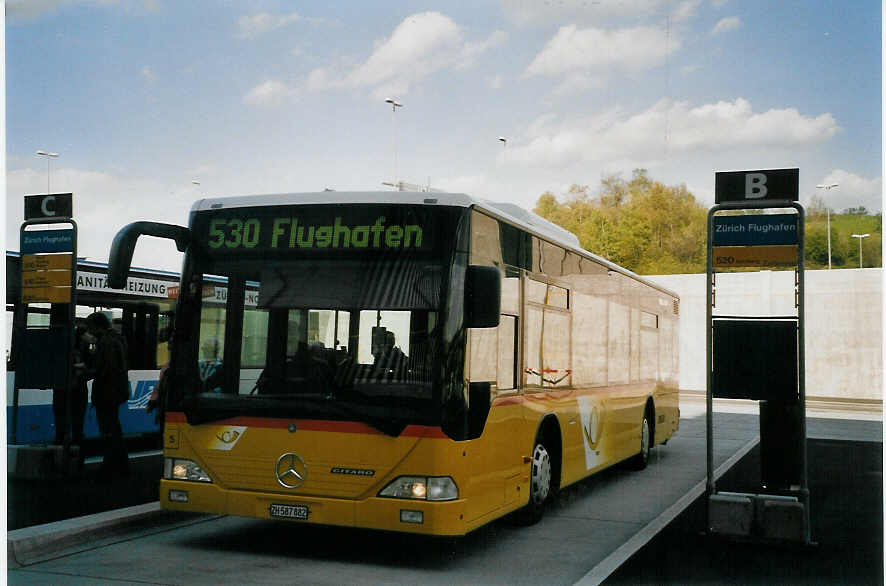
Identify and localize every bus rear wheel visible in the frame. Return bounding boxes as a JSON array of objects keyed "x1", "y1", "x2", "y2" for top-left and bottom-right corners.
[{"x1": 518, "y1": 440, "x2": 552, "y2": 525}]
